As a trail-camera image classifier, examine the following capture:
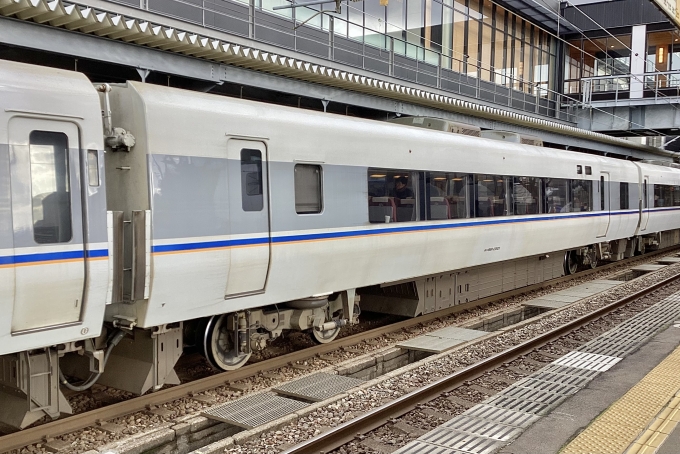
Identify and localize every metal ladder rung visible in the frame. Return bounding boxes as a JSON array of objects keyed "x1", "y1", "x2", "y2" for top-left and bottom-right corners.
[
  {"x1": 29, "y1": 371, "x2": 51, "y2": 378},
  {"x1": 25, "y1": 349, "x2": 55, "y2": 414}
]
